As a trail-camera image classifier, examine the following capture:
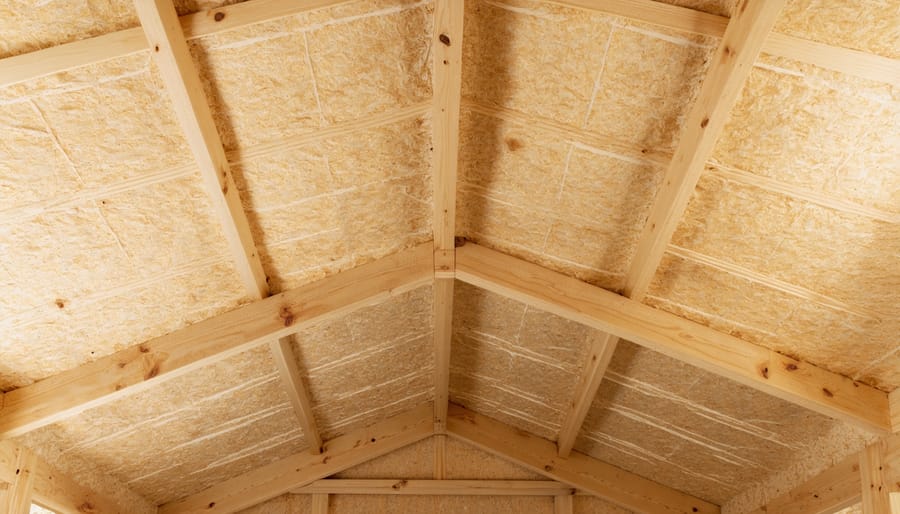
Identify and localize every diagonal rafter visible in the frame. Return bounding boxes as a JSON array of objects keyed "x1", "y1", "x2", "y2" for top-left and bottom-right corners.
[
  {"x1": 431, "y1": 0, "x2": 464, "y2": 432},
  {"x1": 134, "y1": 0, "x2": 325, "y2": 454},
  {"x1": 556, "y1": 0, "x2": 788, "y2": 457}
]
